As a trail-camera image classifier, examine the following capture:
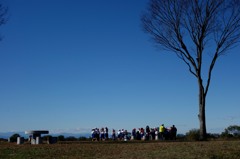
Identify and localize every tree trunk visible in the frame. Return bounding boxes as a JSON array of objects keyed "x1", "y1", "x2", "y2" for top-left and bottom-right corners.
[{"x1": 198, "y1": 82, "x2": 207, "y2": 140}]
